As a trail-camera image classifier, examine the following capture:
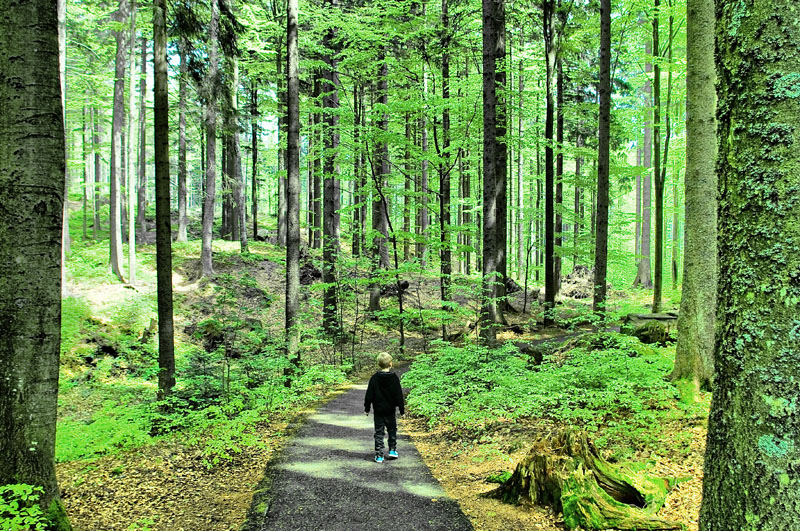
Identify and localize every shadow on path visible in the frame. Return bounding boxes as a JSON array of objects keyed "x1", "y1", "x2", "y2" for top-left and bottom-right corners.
[{"x1": 243, "y1": 380, "x2": 473, "y2": 531}]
